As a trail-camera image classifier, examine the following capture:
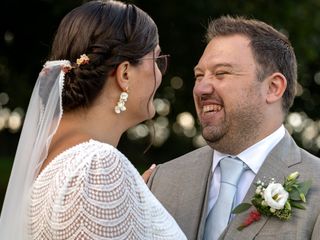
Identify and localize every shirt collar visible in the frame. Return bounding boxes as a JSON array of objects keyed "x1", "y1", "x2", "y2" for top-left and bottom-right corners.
[{"x1": 212, "y1": 125, "x2": 286, "y2": 174}]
